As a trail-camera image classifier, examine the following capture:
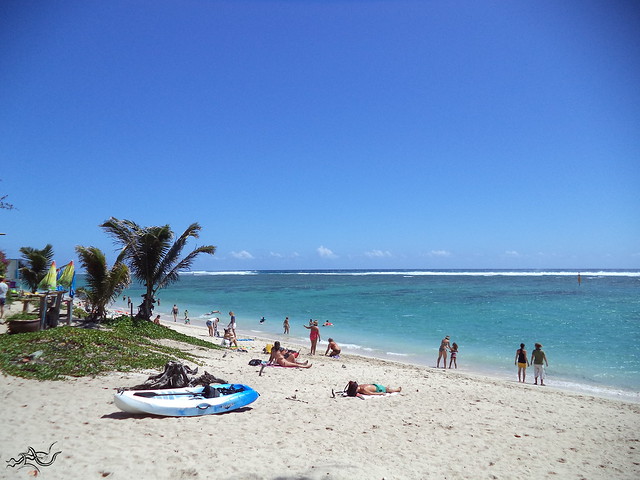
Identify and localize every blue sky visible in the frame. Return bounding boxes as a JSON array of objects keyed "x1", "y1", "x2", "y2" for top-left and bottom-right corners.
[{"x1": 1, "y1": 0, "x2": 639, "y2": 271}]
